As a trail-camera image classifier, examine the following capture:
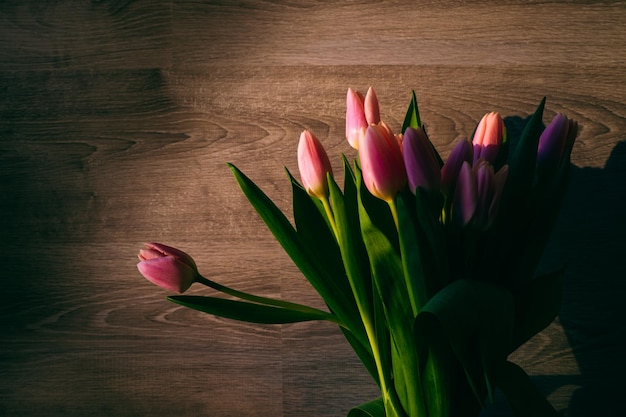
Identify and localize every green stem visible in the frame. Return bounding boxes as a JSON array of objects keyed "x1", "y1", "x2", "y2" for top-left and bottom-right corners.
[
  {"x1": 321, "y1": 195, "x2": 340, "y2": 238},
  {"x1": 388, "y1": 198, "x2": 419, "y2": 317},
  {"x1": 196, "y1": 275, "x2": 343, "y2": 327},
  {"x1": 362, "y1": 317, "x2": 404, "y2": 417}
]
